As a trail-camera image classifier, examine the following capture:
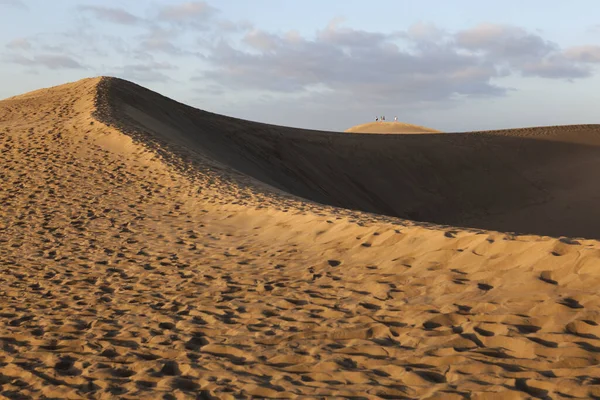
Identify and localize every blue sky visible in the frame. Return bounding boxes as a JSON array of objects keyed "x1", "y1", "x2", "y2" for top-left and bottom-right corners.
[{"x1": 1, "y1": 0, "x2": 600, "y2": 132}]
